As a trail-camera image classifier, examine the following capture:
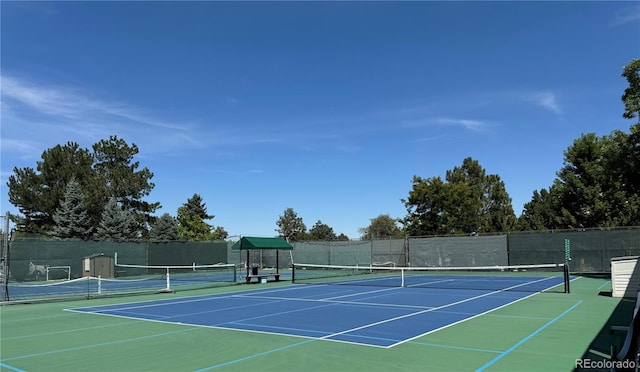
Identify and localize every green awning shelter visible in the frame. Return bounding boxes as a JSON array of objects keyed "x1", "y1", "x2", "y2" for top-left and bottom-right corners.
[
  {"x1": 231, "y1": 237, "x2": 292, "y2": 280},
  {"x1": 231, "y1": 237, "x2": 293, "y2": 251}
]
